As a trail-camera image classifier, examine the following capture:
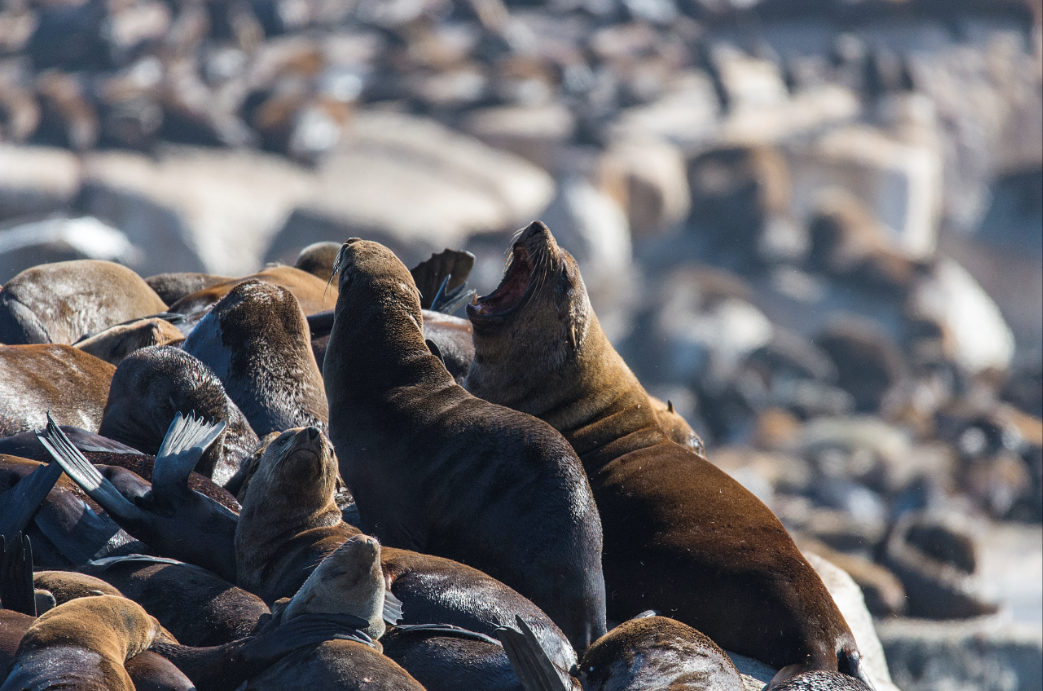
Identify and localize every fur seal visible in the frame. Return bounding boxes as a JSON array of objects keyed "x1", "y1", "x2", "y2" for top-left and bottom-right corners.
[
  {"x1": 294, "y1": 241, "x2": 343, "y2": 281},
  {"x1": 170, "y1": 265, "x2": 339, "y2": 317},
  {"x1": 649, "y1": 395, "x2": 705, "y2": 453},
  {"x1": 497, "y1": 612, "x2": 745, "y2": 691},
  {"x1": 466, "y1": 222, "x2": 872, "y2": 684},
  {"x1": 100, "y1": 345, "x2": 259, "y2": 484},
  {"x1": 381, "y1": 626, "x2": 522, "y2": 691},
  {"x1": 0, "y1": 344, "x2": 115, "y2": 437},
  {"x1": 73, "y1": 317, "x2": 186, "y2": 366},
  {"x1": 324, "y1": 238, "x2": 606, "y2": 651},
  {"x1": 1, "y1": 594, "x2": 177, "y2": 691},
  {"x1": 0, "y1": 259, "x2": 168, "y2": 345},
  {"x1": 33, "y1": 570, "x2": 123, "y2": 605},
  {"x1": 235, "y1": 422, "x2": 580, "y2": 680},
  {"x1": 145, "y1": 272, "x2": 233, "y2": 307},
  {"x1": 184, "y1": 280, "x2": 329, "y2": 435}
]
